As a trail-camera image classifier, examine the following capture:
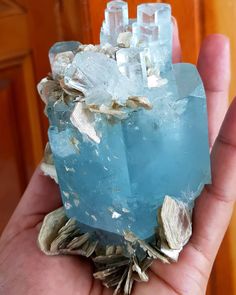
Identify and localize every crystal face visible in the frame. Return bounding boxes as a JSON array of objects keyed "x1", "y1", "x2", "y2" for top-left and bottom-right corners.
[
  {"x1": 116, "y1": 48, "x2": 147, "y2": 91},
  {"x1": 101, "y1": 0, "x2": 129, "y2": 46},
  {"x1": 41, "y1": 2, "x2": 211, "y2": 242},
  {"x1": 137, "y1": 3, "x2": 159, "y2": 24},
  {"x1": 64, "y1": 51, "x2": 136, "y2": 105},
  {"x1": 49, "y1": 41, "x2": 80, "y2": 79}
]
